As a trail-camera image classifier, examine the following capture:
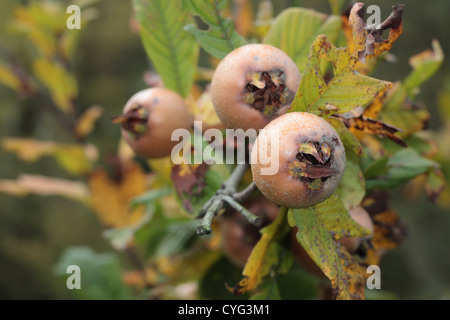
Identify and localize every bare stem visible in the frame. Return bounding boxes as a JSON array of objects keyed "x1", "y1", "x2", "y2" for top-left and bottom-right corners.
[
  {"x1": 222, "y1": 195, "x2": 263, "y2": 227},
  {"x1": 196, "y1": 163, "x2": 251, "y2": 235},
  {"x1": 233, "y1": 181, "x2": 258, "y2": 202}
]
